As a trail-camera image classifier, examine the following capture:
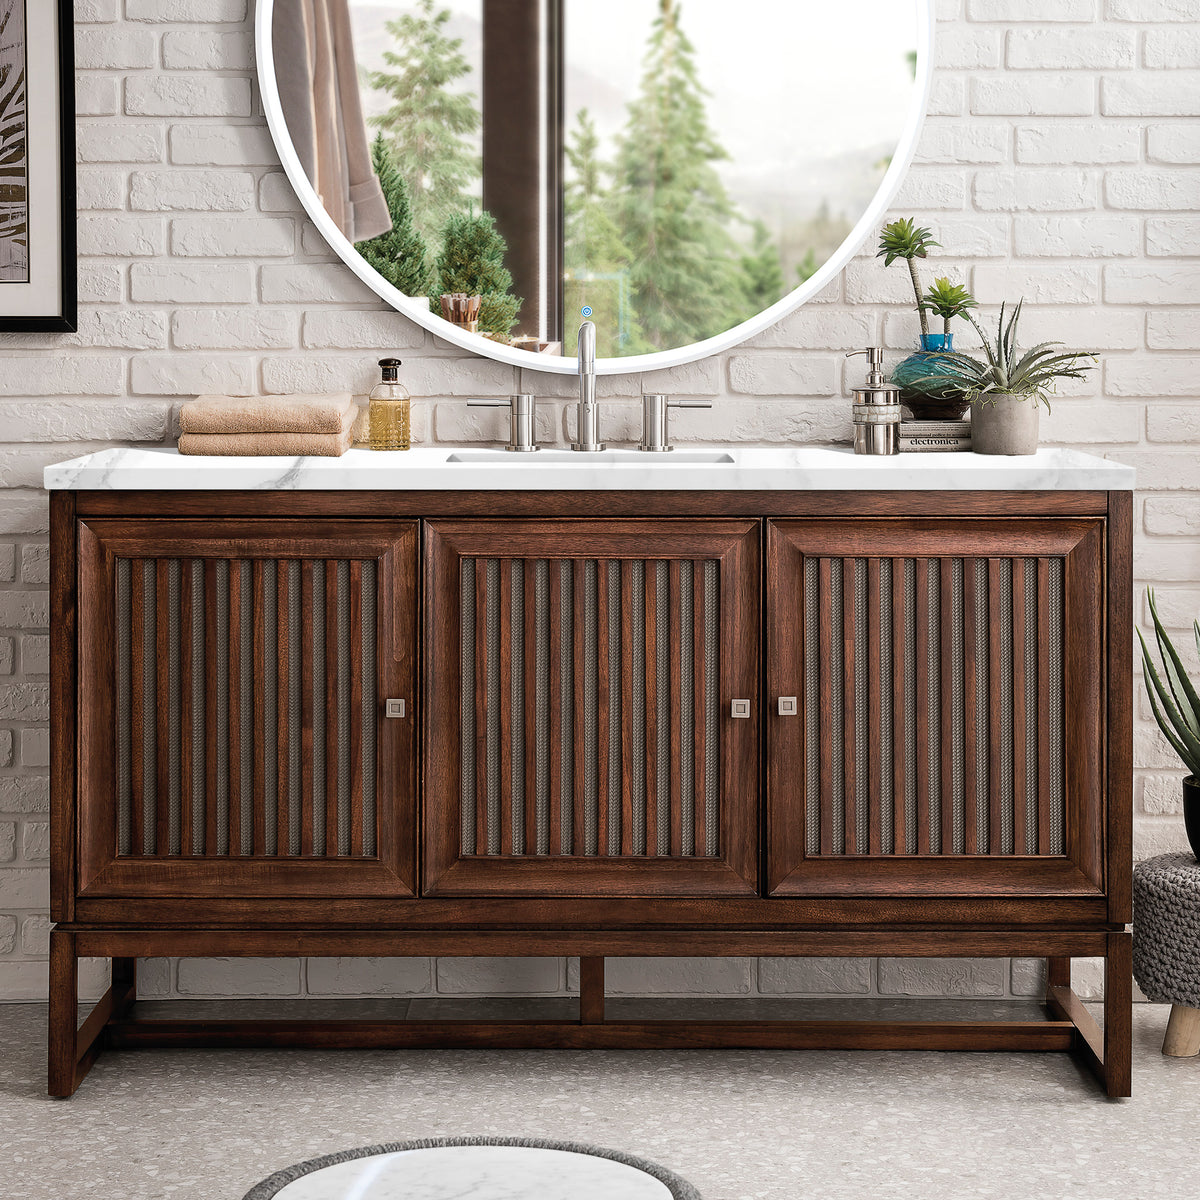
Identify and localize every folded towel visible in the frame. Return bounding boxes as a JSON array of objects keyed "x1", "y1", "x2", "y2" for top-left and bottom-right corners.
[
  {"x1": 180, "y1": 393, "x2": 355, "y2": 435},
  {"x1": 178, "y1": 403, "x2": 357, "y2": 457}
]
